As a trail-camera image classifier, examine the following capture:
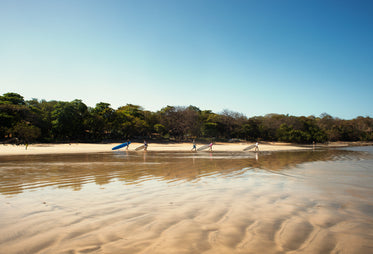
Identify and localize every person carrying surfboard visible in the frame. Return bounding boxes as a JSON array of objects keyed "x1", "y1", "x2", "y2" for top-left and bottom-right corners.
[
  {"x1": 208, "y1": 142, "x2": 213, "y2": 151},
  {"x1": 126, "y1": 139, "x2": 130, "y2": 150},
  {"x1": 191, "y1": 139, "x2": 197, "y2": 152},
  {"x1": 254, "y1": 141, "x2": 259, "y2": 152}
]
